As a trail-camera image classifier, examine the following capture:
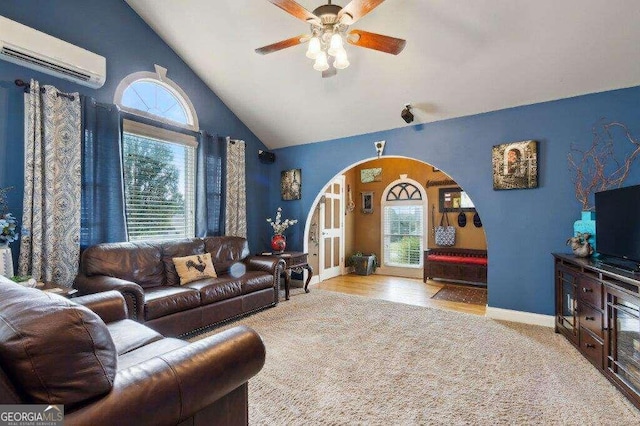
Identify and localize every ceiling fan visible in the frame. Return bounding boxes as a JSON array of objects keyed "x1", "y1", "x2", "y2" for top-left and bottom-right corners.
[{"x1": 255, "y1": 0, "x2": 406, "y2": 78}]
